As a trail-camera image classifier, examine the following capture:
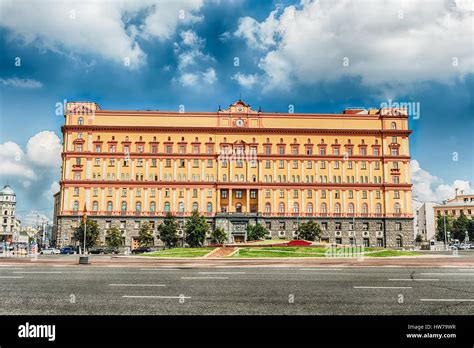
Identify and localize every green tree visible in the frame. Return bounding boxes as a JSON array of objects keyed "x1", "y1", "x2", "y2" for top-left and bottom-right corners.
[
  {"x1": 158, "y1": 213, "x2": 179, "y2": 249},
  {"x1": 185, "y1": 211, "x2": 209, "y2": 247},
  {"x1": 210, "y1": 227, "x2": 227, "y2": 244},
  {"x1": 74, "y1": 220, "x2": 100, "y2": 250},
  {"x1": 435, "y1": 214, "x2": 454, "y2": 241},
  {"x1": 246, "y1": 223, "x2": 268, "y2": 241},
  {"x1": 297, "y1": 220, "x2": 322, "y2": 241},
  {"x1": 139, "y1": 222, "x2": 155, "y2": 246},
  {"x1": 106, "y1": 227, "x2": 123, "y2": 247},
  {"x1": 415, "y1": 234, "x2": 423, "y2": 243},
  {"x1": 452, "y1": 212, "x2": 470, "y2": 242}
]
